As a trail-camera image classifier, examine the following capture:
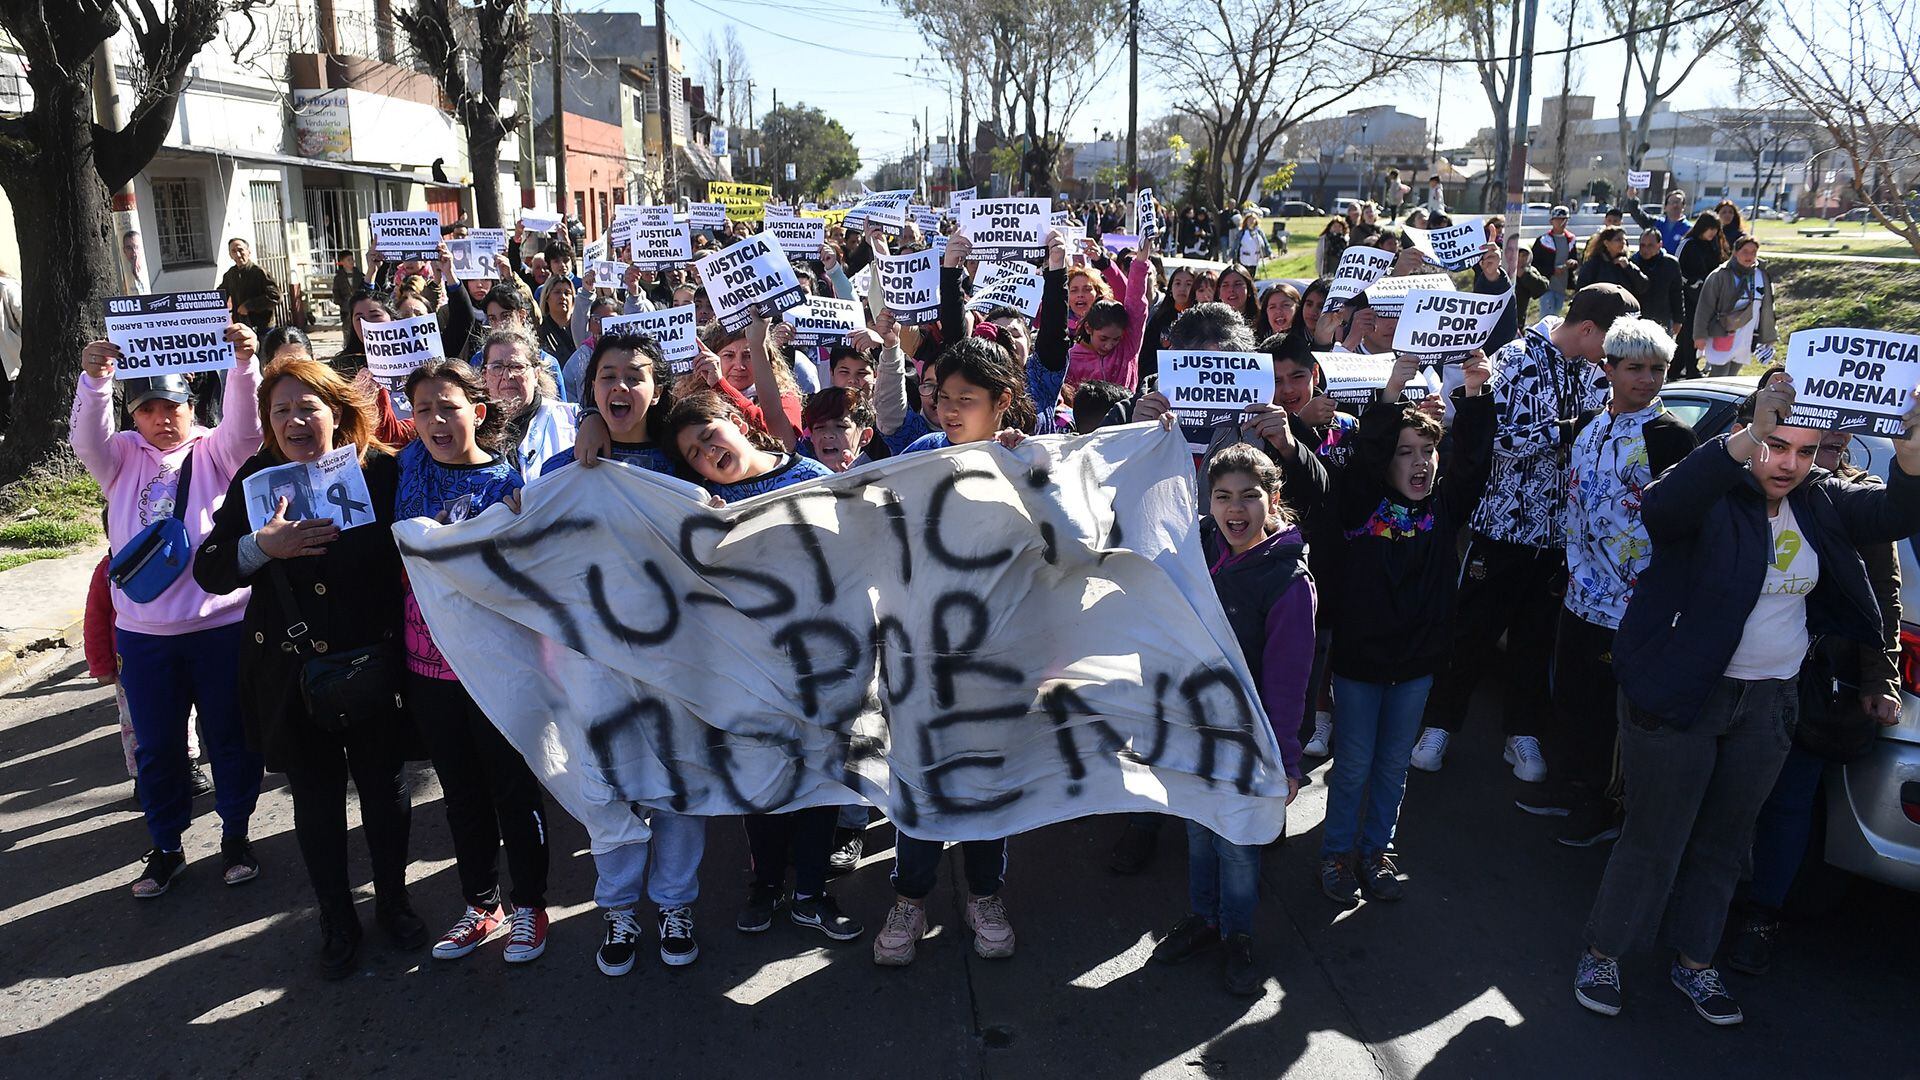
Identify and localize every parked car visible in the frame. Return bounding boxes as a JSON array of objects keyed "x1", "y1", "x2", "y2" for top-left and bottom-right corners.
[
  {"x1": 1745, "y1": 204, "x2": 1778, "y2": 219},
  {"x1": 1277, "y1": 200, "x2": 1324, "y2": 218},
  {"x1": 1332, "y1": 197, "x2": 1363, "y2": 217},
  {"x1": 1660, "y1": 376, "x2": 1920, "y2": 895}
]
